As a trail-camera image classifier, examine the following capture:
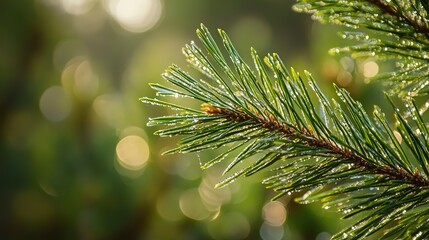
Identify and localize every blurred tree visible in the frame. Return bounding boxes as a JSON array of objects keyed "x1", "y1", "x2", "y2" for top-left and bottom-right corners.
[{"x1": 2, "y1": 1, "x2": 347, "y2": 240}]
